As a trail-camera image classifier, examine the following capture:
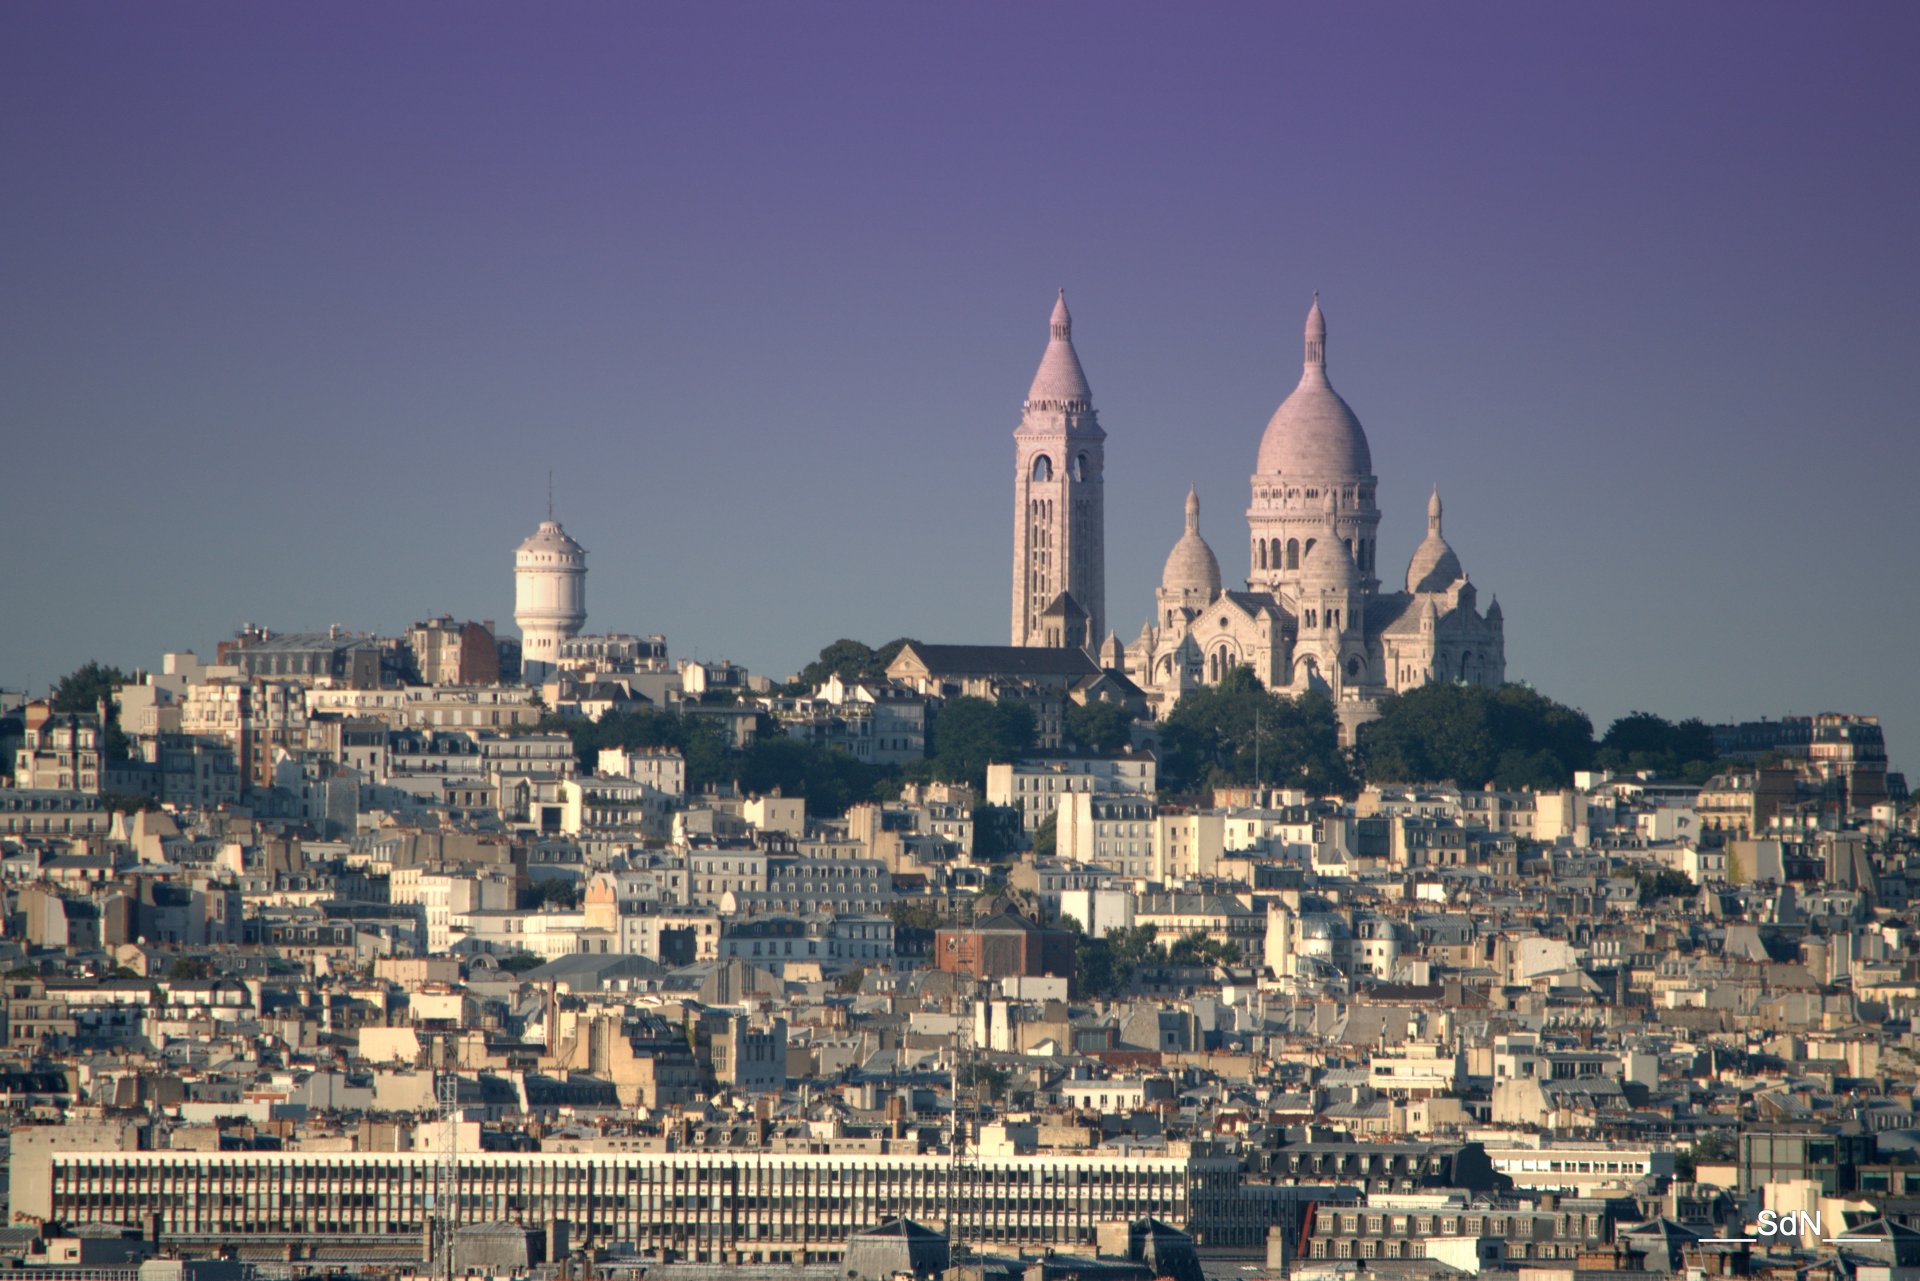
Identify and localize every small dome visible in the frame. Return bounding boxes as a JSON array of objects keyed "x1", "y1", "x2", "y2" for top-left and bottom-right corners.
[
  {"x1": 1406, "y1": 535, "x2": 1463, "y2": 594},
  {"x1": 1255, "y1": 298, "x2": 1372, "y2": 479},
  {"x1": 1024, "y1": 289, "x2": 1093, "y2": 412},
  {"x1": 517, "y1": 519, "x2": 585, "y2": 557},
  {"x1": 1300, "y1": 532, "x2": 1359, "y2": 591},
  {"x1": 1161, "y1": 487, "x2": 1222, "y2": 597},
  {"x1": 1405, "y1": 485, "x2": 1463, "y2": 593}
]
